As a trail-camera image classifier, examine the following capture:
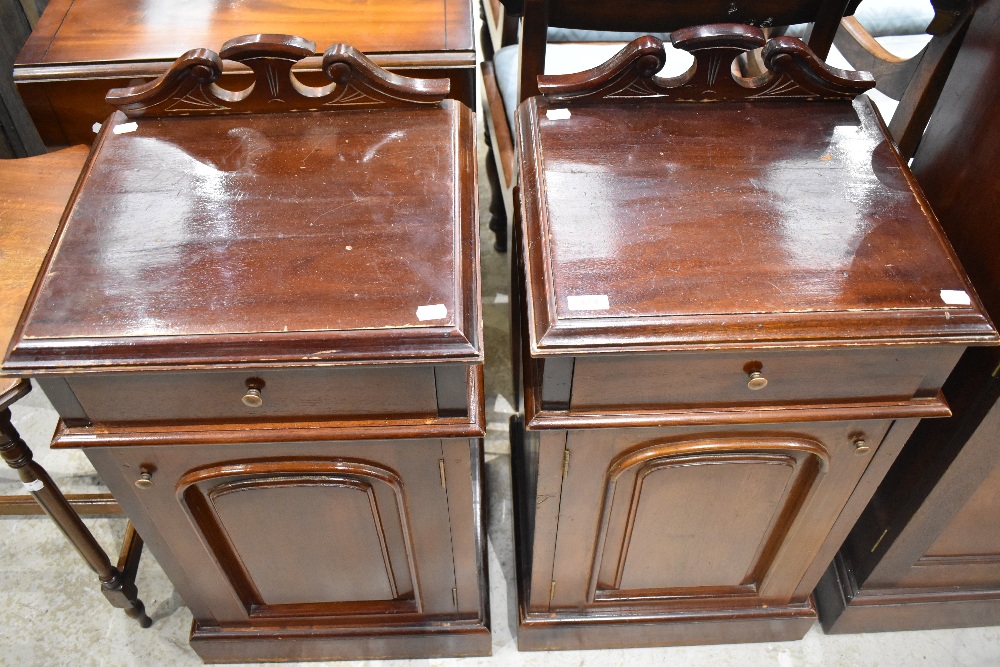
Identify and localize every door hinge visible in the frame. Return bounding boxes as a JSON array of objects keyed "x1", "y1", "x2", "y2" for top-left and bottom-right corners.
[
  {"x1": 452, "y1": 587, "x2": 458, "y2": 608},
  {"x1": 438, "y1": 458, "x2": 447, "y2": 491},
  {"x1": 549, "y1": 580, "x2": 557, "y2": 604},
  {"x1": 561, "y1": 449, "x2": 570, "y2": 479}
]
